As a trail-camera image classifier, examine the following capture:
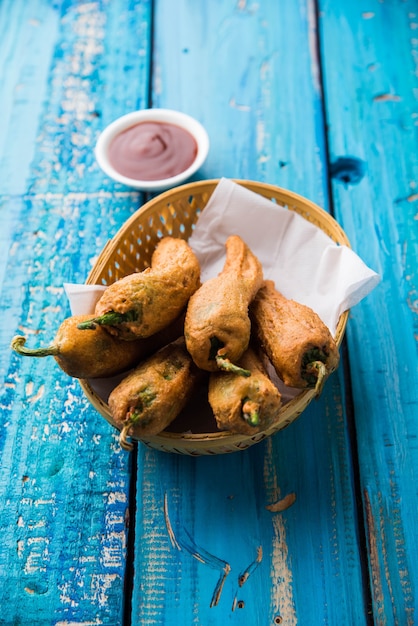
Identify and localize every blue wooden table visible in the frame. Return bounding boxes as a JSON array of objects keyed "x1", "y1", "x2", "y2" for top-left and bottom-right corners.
[{"x1": 0, "y1": 1, "x2": 417, "y2": 624}]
